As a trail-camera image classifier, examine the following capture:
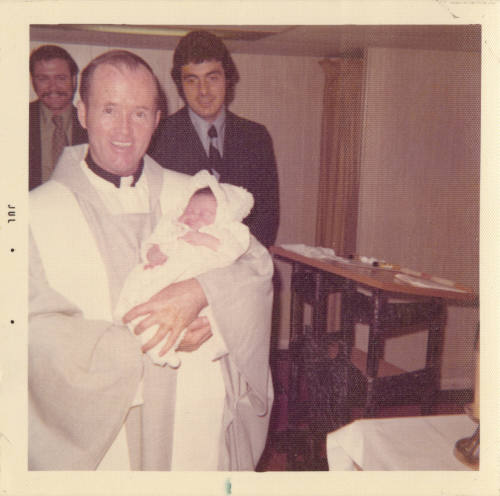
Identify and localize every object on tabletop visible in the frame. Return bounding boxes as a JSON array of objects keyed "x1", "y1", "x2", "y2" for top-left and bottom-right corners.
[
  {"x1": 453, "y1": 335, "x2": 479, "y2": 470},
  {"x1": 276, "y1": 244, "x2": 472, "y2": 294},
  {"x1": 453, "y1": 426, "x2": 479, "y2": 470}
]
